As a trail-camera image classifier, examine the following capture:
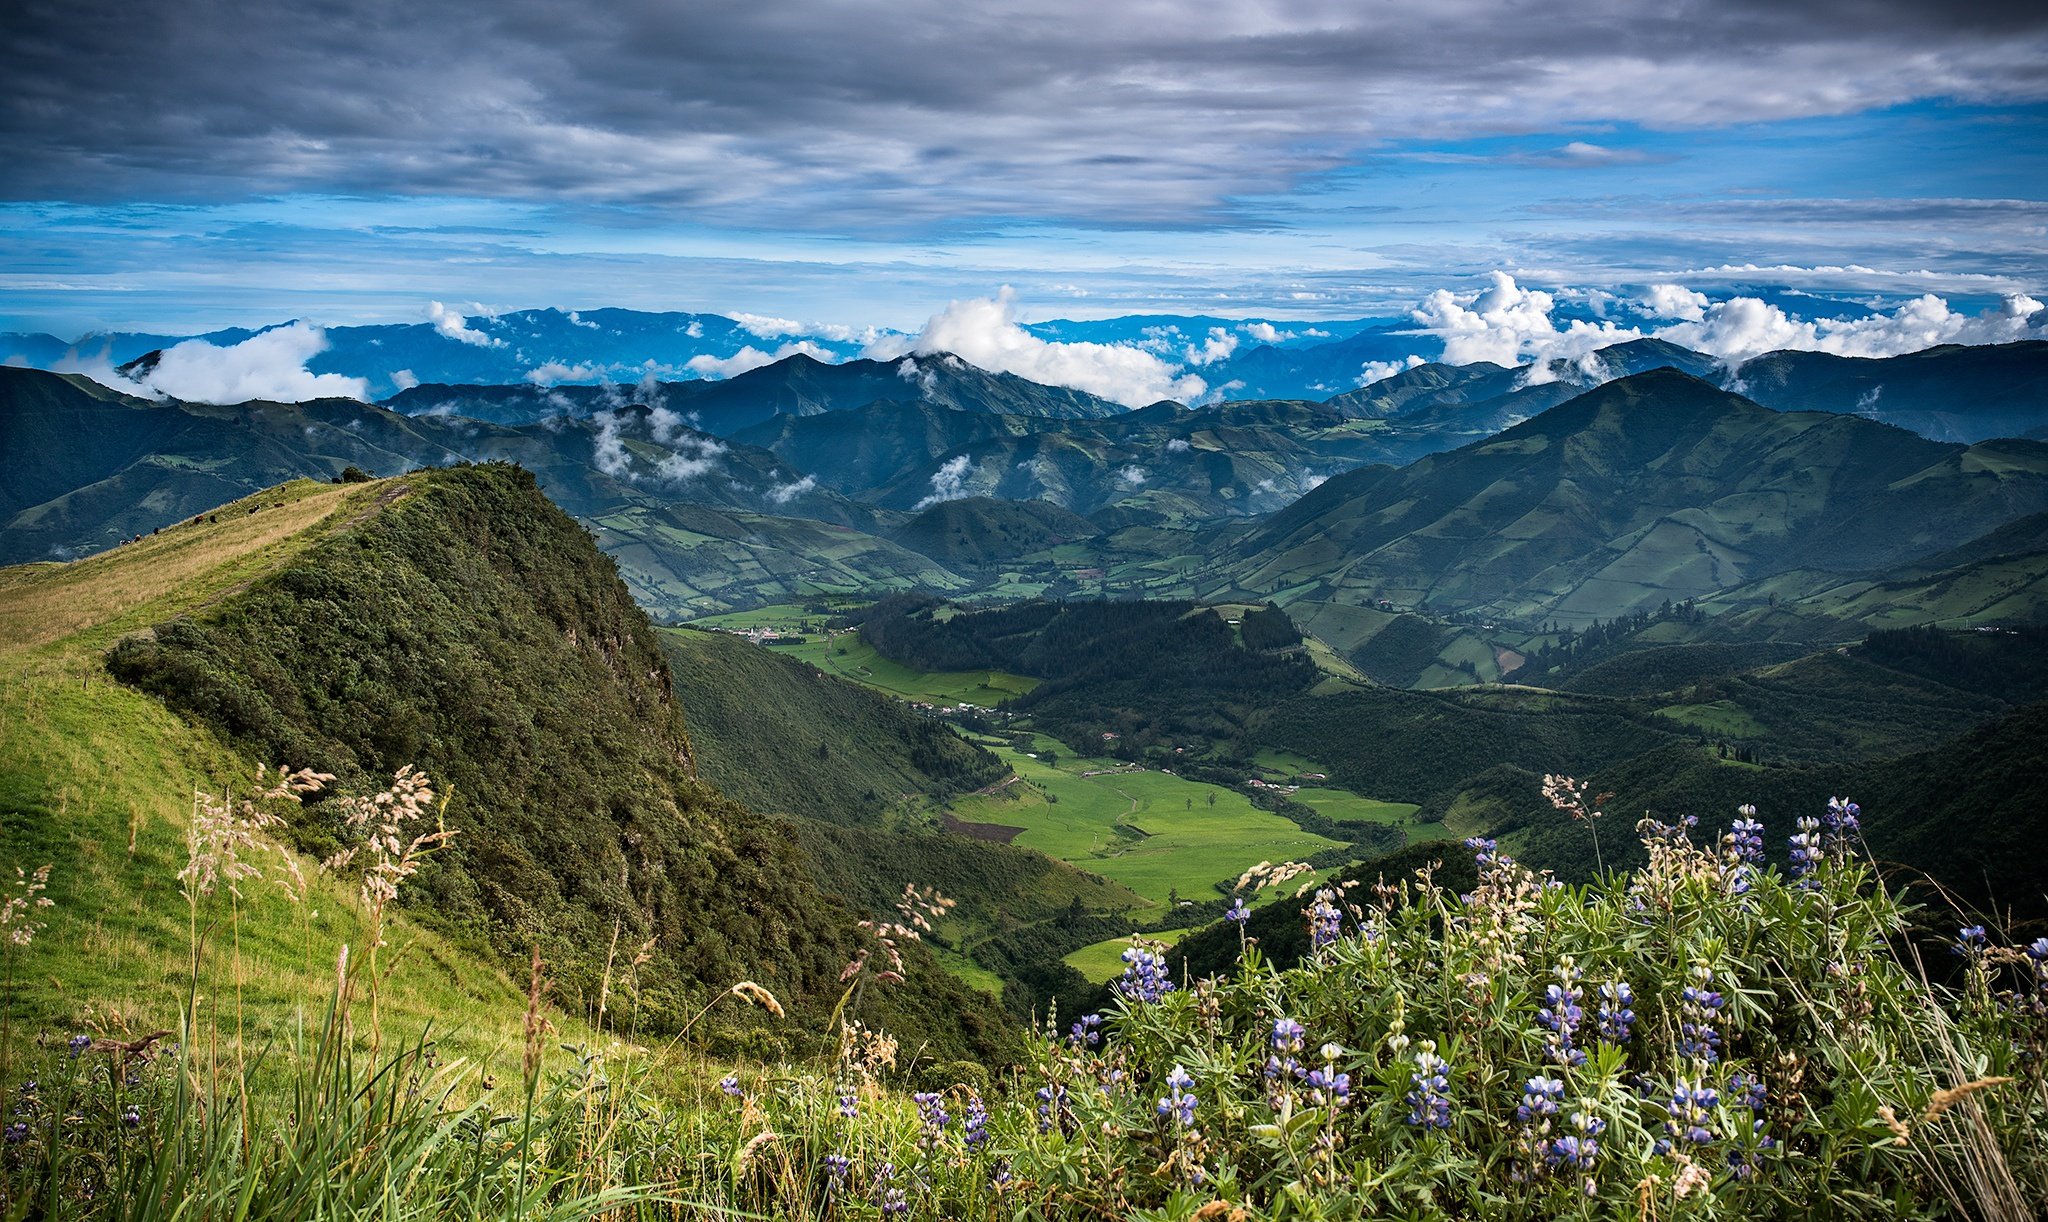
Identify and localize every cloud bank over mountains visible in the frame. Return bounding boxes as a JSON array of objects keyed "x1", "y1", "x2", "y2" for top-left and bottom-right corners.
[{"x1": 35, "y1": 275, "x2": 2046, "y2": 408}]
